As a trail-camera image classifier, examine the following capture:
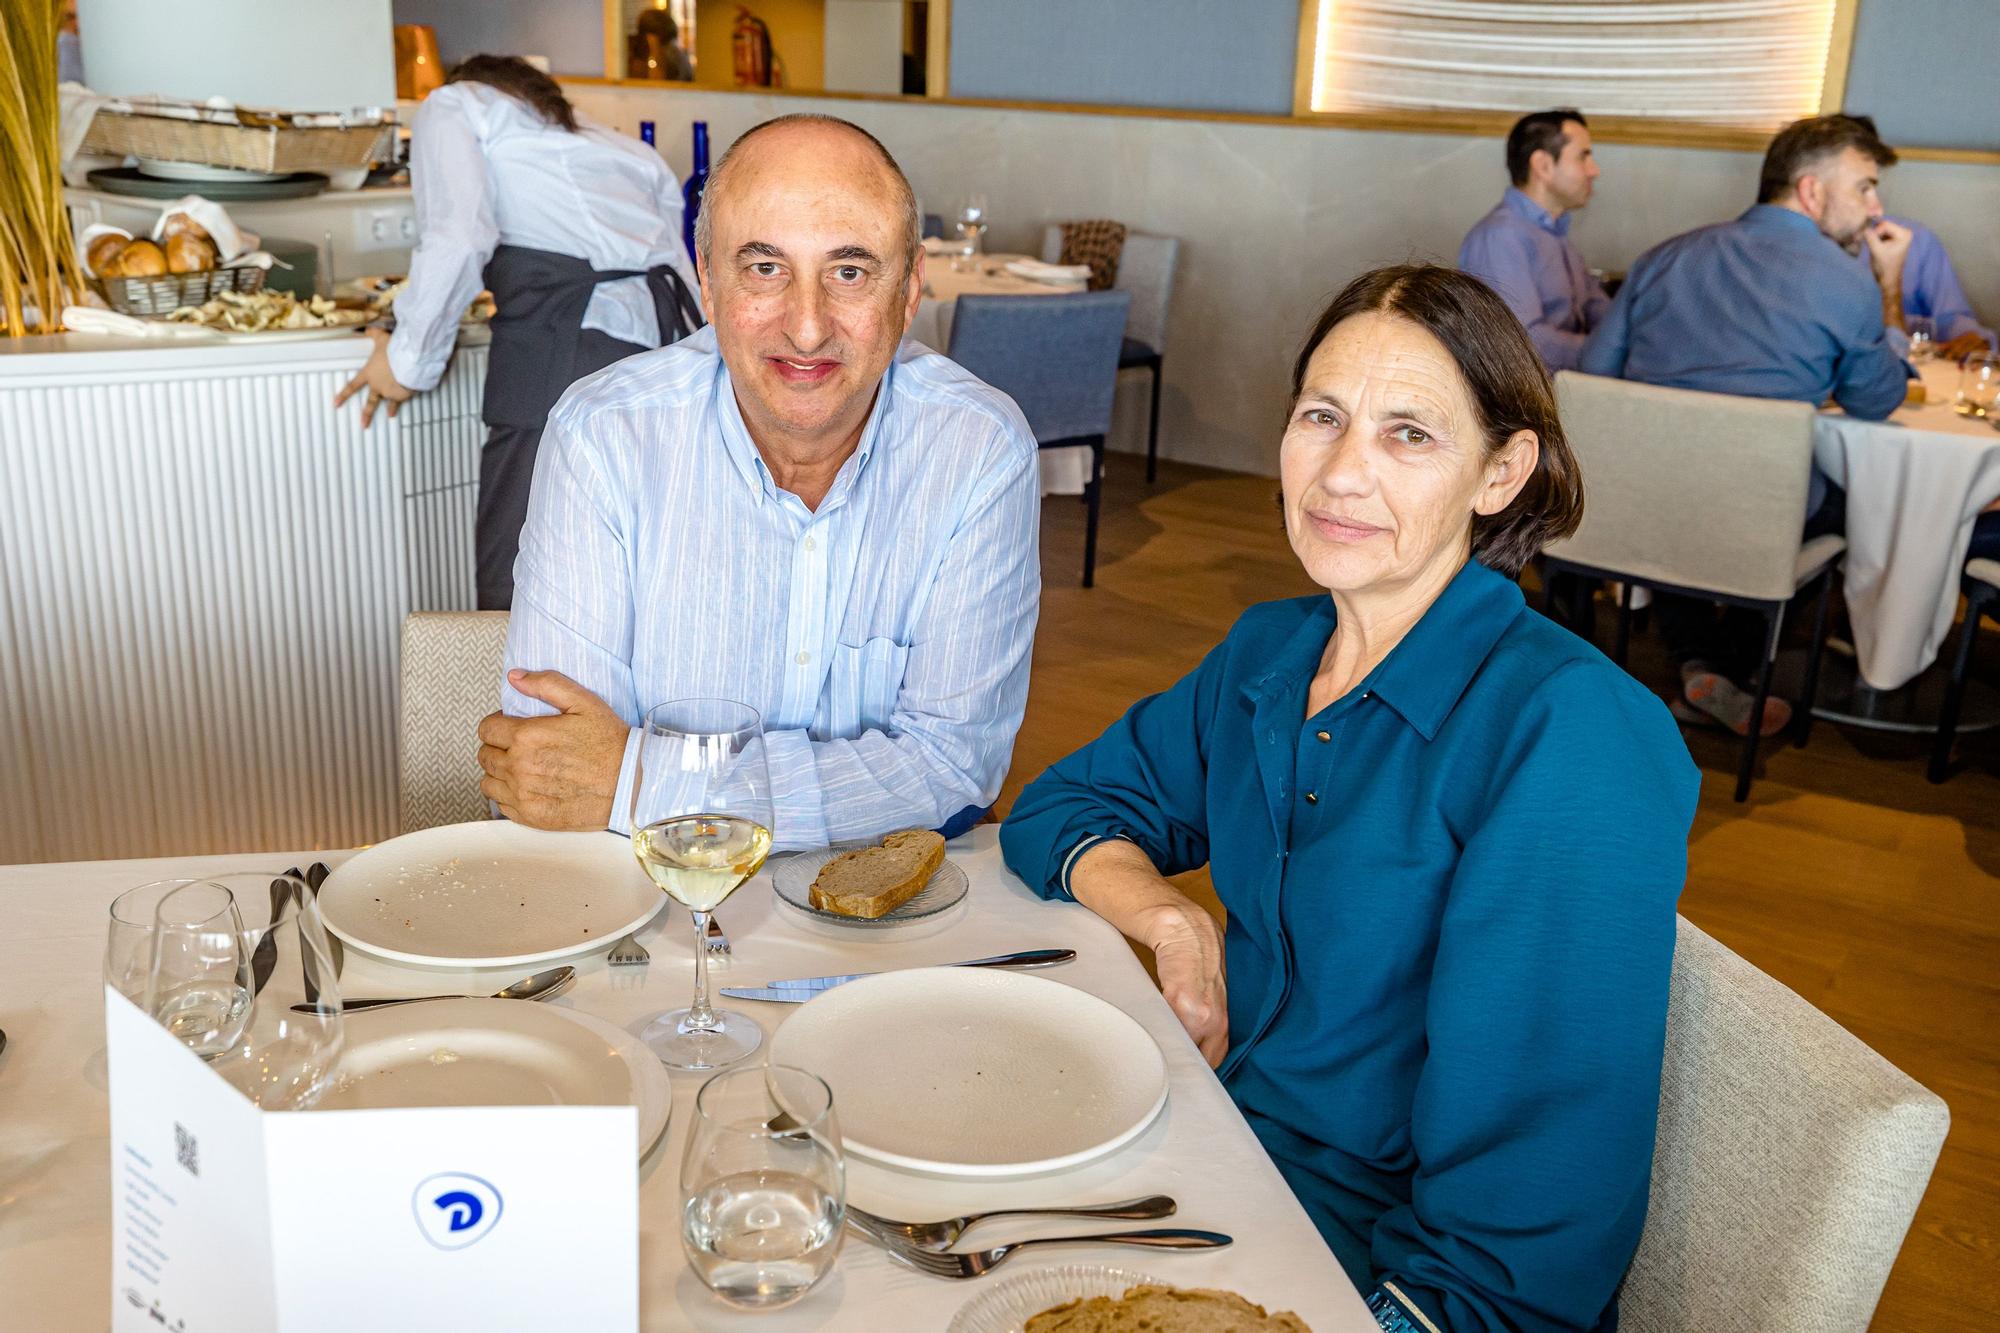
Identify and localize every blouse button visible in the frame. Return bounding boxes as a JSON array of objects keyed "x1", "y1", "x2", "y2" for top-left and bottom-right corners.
[
  {"x1": 1315, "y1": 730, "x2": 1330, "y2": 743},
  {"x1": 1304, "y1": 791, "x2": 1319, "y2": 805}
]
